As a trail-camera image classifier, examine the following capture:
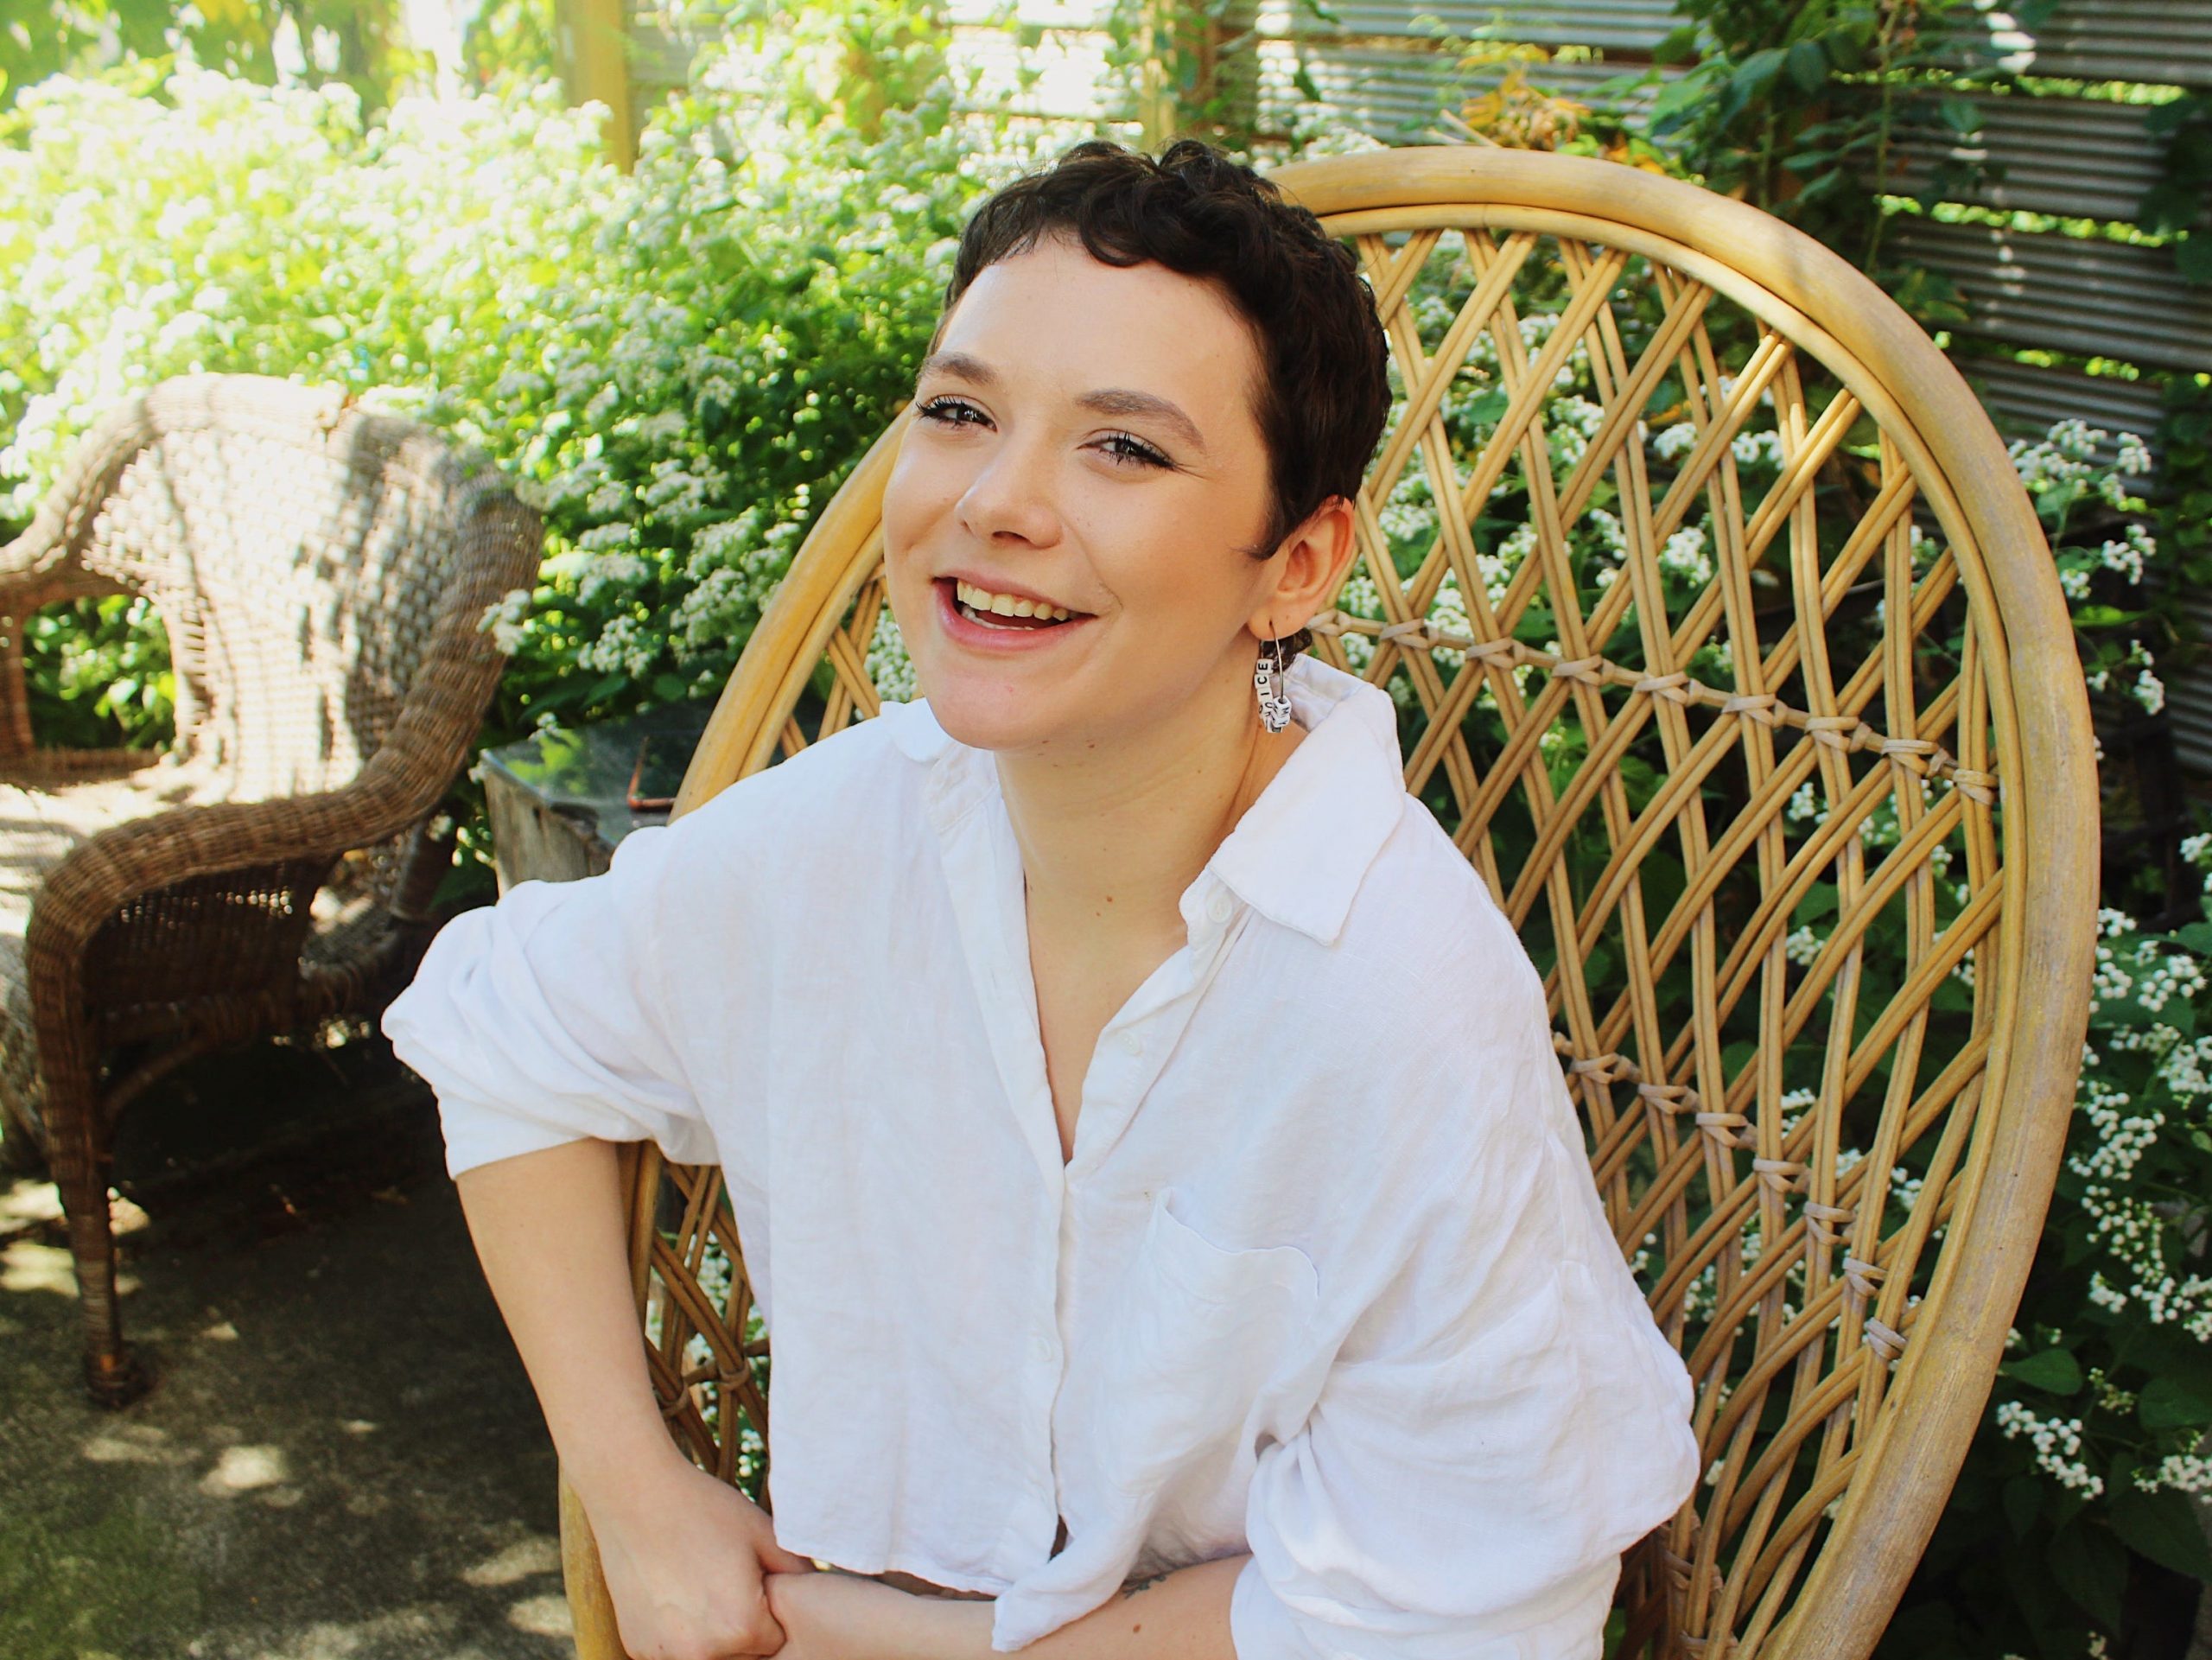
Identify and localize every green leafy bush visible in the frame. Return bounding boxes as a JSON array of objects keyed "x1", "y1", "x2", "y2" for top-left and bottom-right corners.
[{"x1": 0, "y1": 10, "x2": 1073, "y2": 896}]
